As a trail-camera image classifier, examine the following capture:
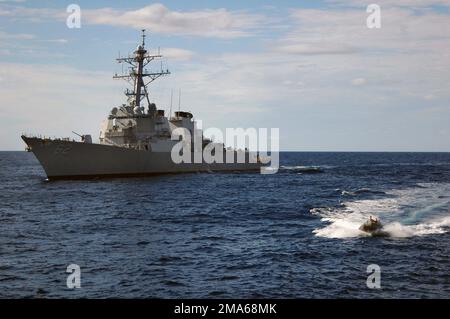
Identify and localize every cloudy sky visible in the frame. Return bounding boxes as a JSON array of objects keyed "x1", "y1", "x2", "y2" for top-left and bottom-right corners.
[{"x1": 0, "y1": 0, "x2": 449, "y2": 151}]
